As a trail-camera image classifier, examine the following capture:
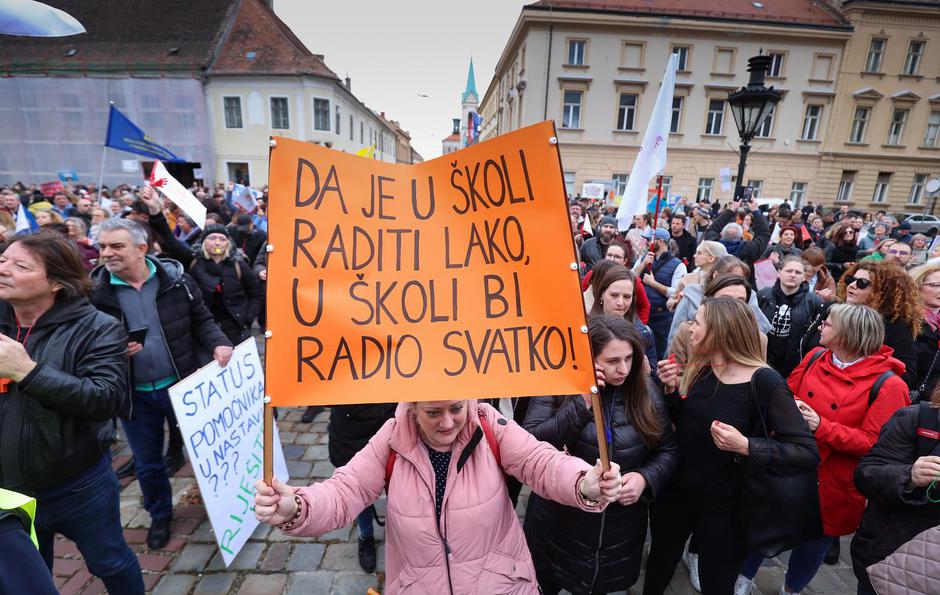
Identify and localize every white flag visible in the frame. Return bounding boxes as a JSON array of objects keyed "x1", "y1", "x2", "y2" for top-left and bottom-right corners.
[
  {"x1": 149, "y1": 160, "x2": 207, "y2": 228},
  {"x1": 14, "y1": 202, "x2": 34, "y2": 233},
  {"x1": 616, "y1": 54, "x2": 679, "y2": 231},
  {"x1": 0, "y1": 0, "x2": 86, "y2": 37}
]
